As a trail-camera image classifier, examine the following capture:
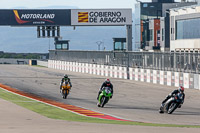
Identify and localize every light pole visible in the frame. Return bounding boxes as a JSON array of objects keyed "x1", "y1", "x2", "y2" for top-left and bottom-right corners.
[{"x1": 96, "y1": 41, "x2": 103, "y2": 51}]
